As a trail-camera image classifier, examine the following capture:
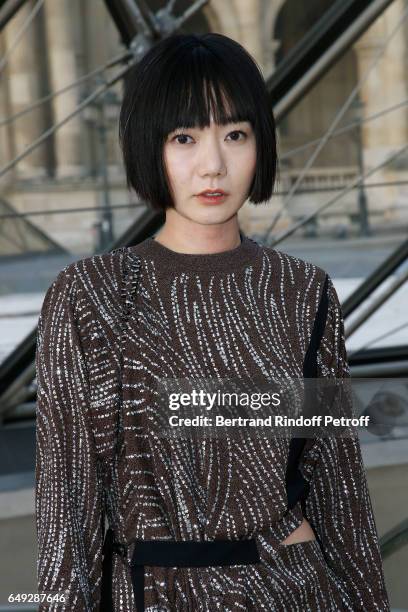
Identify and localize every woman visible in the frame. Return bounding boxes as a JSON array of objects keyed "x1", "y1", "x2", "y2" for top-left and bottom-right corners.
[{"x1": 35, "y1": 33, "x2": 390, "y2": 611}]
